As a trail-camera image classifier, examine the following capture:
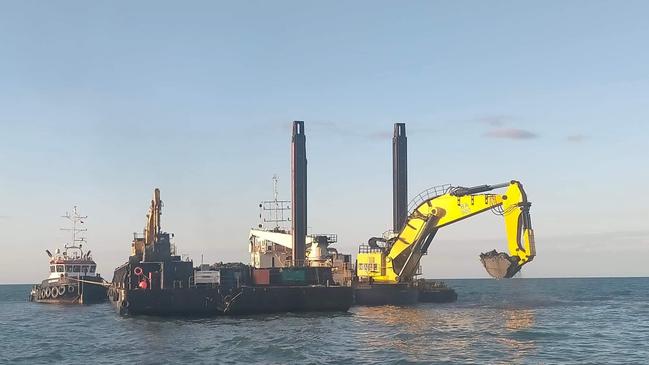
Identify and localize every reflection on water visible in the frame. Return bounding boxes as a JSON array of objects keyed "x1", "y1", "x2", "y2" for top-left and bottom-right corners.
[
  {"x1": 353, "y1": 305, "x2": 483, "y2": 362},
  {"x1": 352, "y1": 305, "x2": 539, "y2": 363},
  {"x1": 499, "y1": 309, "x2": 537, "y2": 361},
  {"x1": 504, "y1": 309, "x2": 535, "y2": 331}
]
